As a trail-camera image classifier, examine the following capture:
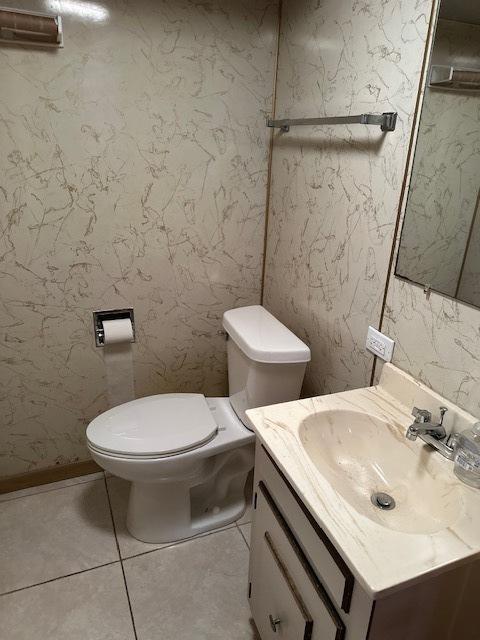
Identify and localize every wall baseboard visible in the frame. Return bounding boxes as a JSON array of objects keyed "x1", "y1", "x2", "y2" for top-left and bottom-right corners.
[{"x1": 0, "y1": 459, "x2": 102, "y2": 495}]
